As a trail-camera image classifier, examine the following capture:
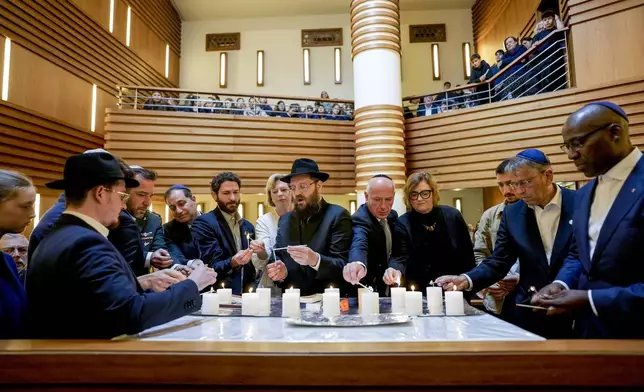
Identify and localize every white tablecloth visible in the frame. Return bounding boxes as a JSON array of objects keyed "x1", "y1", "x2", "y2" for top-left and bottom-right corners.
[{"x1": 132, "y1": 314, "x2": 544, "y2": 342}]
